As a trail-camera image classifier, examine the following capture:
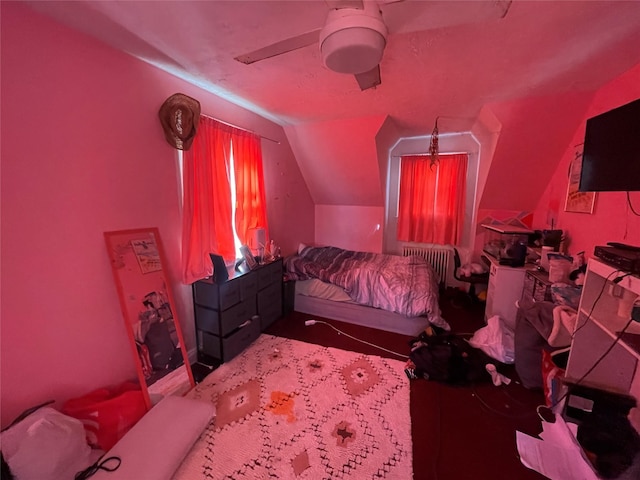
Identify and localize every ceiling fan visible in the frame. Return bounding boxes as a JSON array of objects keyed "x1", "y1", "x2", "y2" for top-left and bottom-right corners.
[{"x1": 234, "y1": 0, "x2": 511, "y2": 91}]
